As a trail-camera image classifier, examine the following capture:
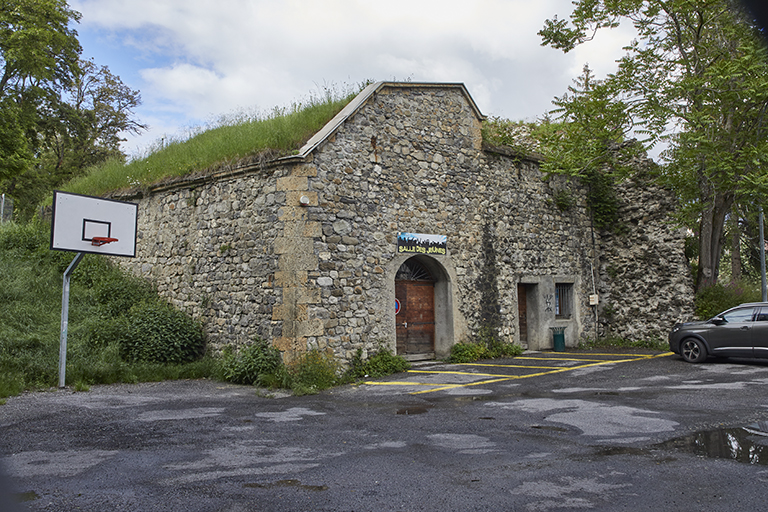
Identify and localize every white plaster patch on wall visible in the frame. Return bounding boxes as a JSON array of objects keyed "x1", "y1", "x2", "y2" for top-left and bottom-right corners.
[
  {"x1": 486, "y1": 399, "x2": 678, "y2": 437},
  {"x1": 3, "y1": 449, "x2": 119, "y2": 477},
  {"x1": 254, "y1": 407, "x2": 326, "y2": 422},
  {"x1": 137, "y1": 407, "x2": 225, "y2": 421}
]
